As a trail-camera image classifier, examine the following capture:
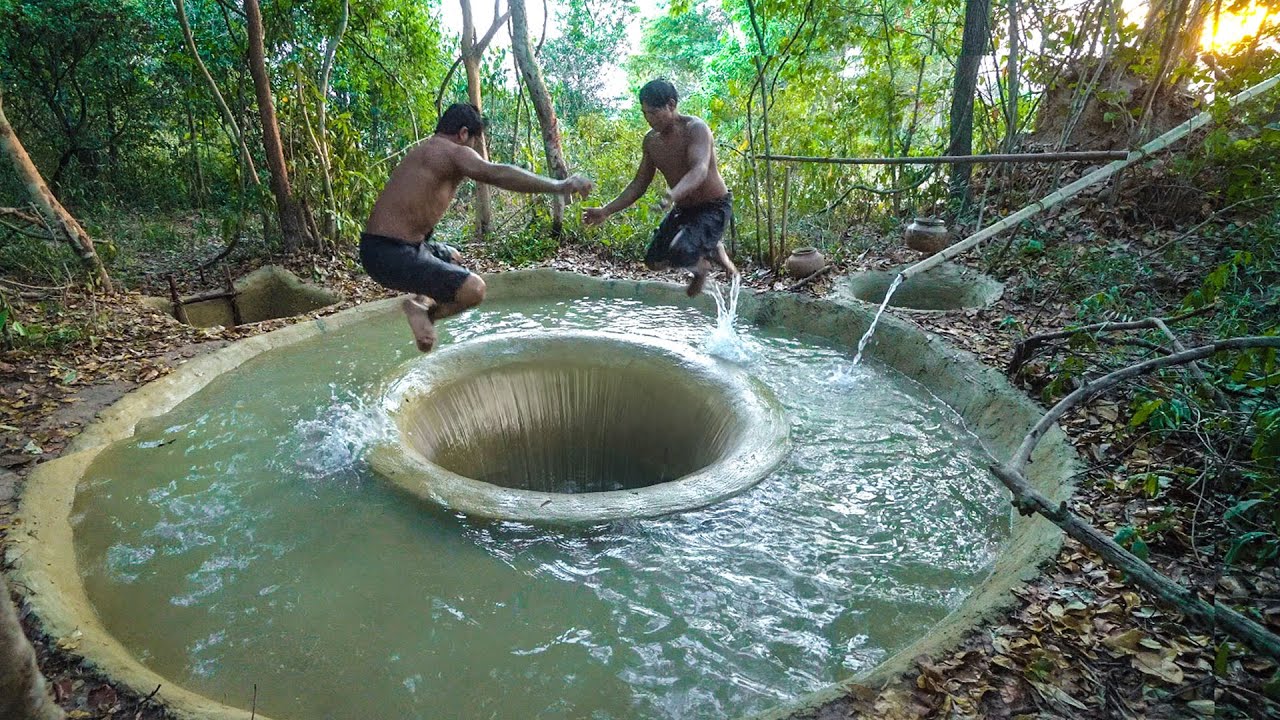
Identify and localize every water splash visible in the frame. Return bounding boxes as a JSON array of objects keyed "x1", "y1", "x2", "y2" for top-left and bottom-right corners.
[
  {"x1": 291, "y1": 383, "x2": 394, "y2": 480},
  {"x1": 703, "y1": 274, "x2": 752, "y2": 364},
  {"x1": 850, "y1": 273, "x2": 904, "y2": 366}
]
